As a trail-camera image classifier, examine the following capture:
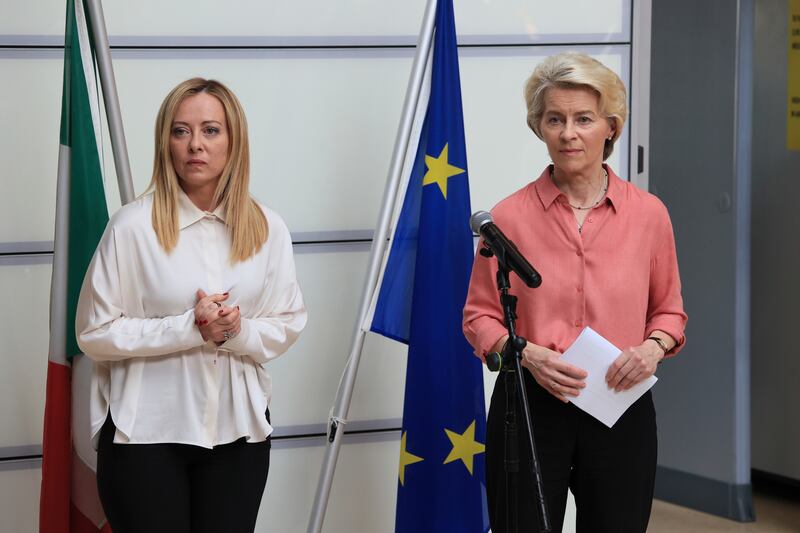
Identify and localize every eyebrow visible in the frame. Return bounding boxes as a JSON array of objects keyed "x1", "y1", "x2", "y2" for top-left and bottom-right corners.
[
  {"x1": 171, "y1": 120, "x2": 224, "y2": 126},
  {"x1": 544, "y1": 109, "x2": 597, "y2": 116}
]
